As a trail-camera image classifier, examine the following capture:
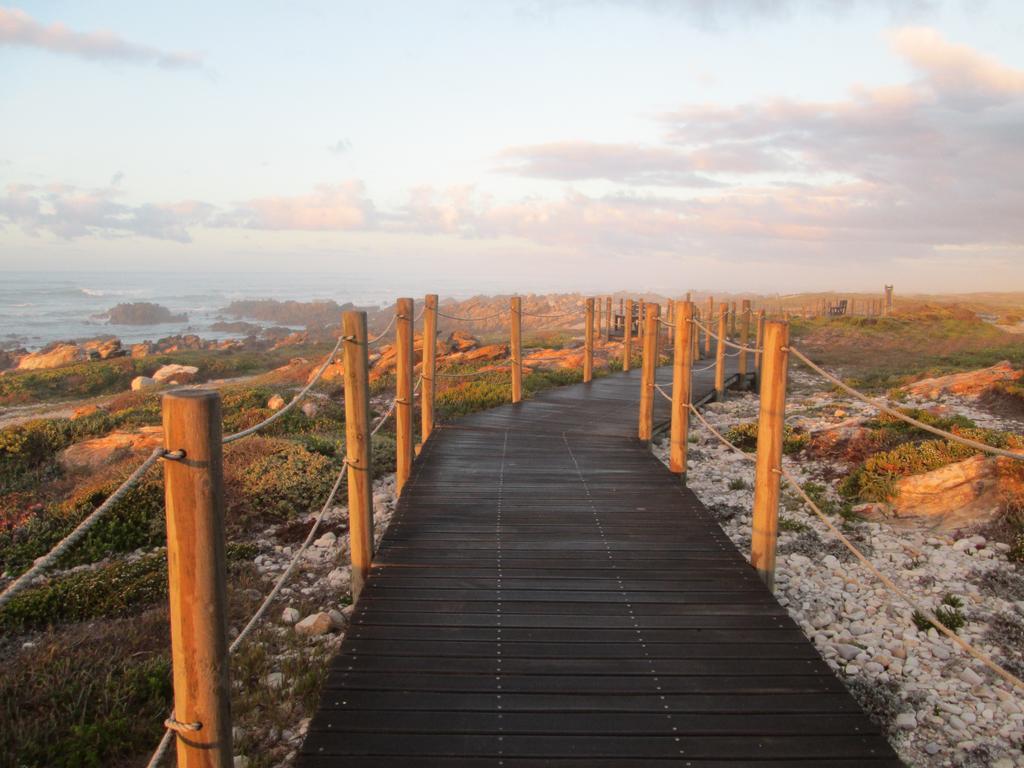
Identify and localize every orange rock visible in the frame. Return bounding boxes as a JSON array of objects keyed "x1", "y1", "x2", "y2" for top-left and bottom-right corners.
[
  {"x1": 58, "y1": 426, "x2": 164, "y2": 473},
  {"x1": 904, "y1": 361, "x2": 1020, "y2": 399}
]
